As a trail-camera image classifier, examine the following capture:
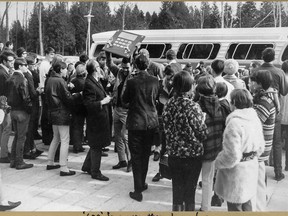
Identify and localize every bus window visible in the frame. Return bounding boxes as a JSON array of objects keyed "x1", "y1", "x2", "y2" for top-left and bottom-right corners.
[
  {"x1": 140, "y1": 44, "x2": 148, "y2": 50},
  {"x1": 234, "y1": 44, "x2": 251, "y2": 59},
  {"x1": 247, "y1": 44, "x2": 273, "y2": 60},
  {"x1": 226, "y1": 43, "x2": 238, "y2": 59},
  {"x1": 190, "y1": 44, "x2": 213, "y2": 59},
  {"x1": 146, "y1": 44, "x2": 165, "y2": 58},
  {"x1": 282, "y1": 45, "x2": 288, "y2": 61},
  {"x1": 161, "y1": 44, "x2": 172, "y2": 59},
  {"x1": 177, "y1": 44, "x2": 187, "y2": 59},
  {"x1": 183, "y1": 44, "x2": 193, "y2": 59},
  {"x1": 209, "y1": 44, "x2": 221, "y2": 59},
  {"x1": 94, "y1": 44, "x2": 105, "y2": 57}
]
